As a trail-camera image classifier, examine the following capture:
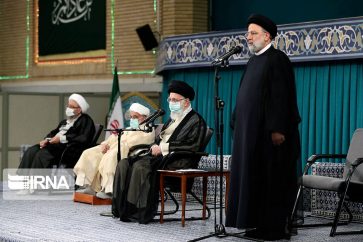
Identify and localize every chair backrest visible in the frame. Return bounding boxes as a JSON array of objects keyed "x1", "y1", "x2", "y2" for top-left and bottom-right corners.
[
  {"x1": 91, "y1": 124, "x2": 104, "y2": 146},
  {"x1": 164, "y1": 126, "x2": 214, "y2": 192},
  {"x1": 57, "y1": 123, "x2": 103, "y2": 168},
  {"x1": 199, "y1": 127, "x2": 214, "y2": 152},
  {"x1": 343, "y1": 128, "x2": 363, "y2": 182},
  {"x1": 154, "y1": 123, "x2": 163, "y2": 140}
]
